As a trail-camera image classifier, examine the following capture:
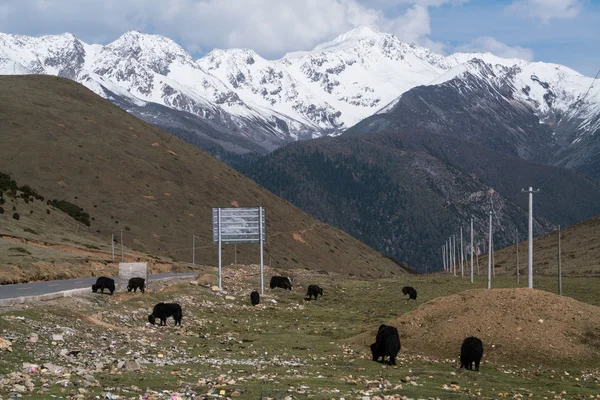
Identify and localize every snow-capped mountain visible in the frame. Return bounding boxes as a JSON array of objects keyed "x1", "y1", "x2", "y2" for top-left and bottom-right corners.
[{"x1": 0, "y1": 26, "x2": 598, "y2": 163}]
